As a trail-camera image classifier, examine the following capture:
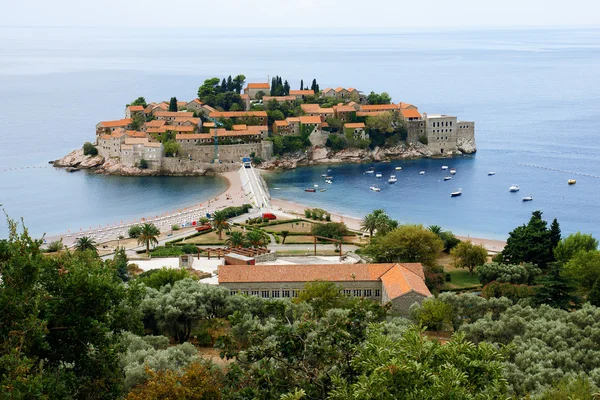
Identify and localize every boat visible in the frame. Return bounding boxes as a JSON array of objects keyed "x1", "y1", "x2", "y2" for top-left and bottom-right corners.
[
  {"x1": 388, "y1": 175, "x2": 397, "y2": 183},
  {"x1": 509, "y1": 185, "x2": 520, "y2": 192},
  {"x1": 444, "y1": 176, "x2": 452, "y2": 181},
  {"x1": 395, "y1": 166, "x2": 402, "y2": 171},
  {"x1": 325, "y1": 179, "x2": 332, "y2": 184},
  {"x1": 420, "y1": 171, "x2": 425, "y2": 175},
  {"x1": 370, "y1": 186, "x2": 381, "y2": 192},
  {"x1": 321, "y1": 174, "x2": 327, "y2": 177},
  {"x1": 451, "y1": 188, "x2": 462, "y2": 197},
  {"x1": 375, "y1": 173, "x2": 382, "y2": 178},
  {"x1": 365, "y1": 167, "x2": 375, "y2": 174},
  {"x1": 319, "y1": 188, "x2": 327, "y2": 192},
  {"x1": 383, "y1": 160, "x2": 391, "y2": 163},
  {"x1": 568, "y1": 179, "x2": 577, "y2": 185},
  {"x1": 522, "y1": 195, "x2": 533, "y2": 201},
  {"x1": 325, "y1": 175, "x2": 333, "y2": 179},
  {"x1": 488, "y1": 171, "x2": 496, "y2": 176},
  {"x1": 273, "y1": 187, "x2": 281, "y2": 190},
  {"x1": 304, "y1": 188, "x2": 316, "y2": 192},
  {"x1": 441, "y1": 166, "x2": 449, "y2": 170},
  {"x1": 327, "y1": 169, "x2": 331, "y2": 172},
  {"x1": 313, "y1": 184, "x2": 319, "y2": 188},
  {"x1": 450, "y1": 168, "x2": 457, "y2": 175}
]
